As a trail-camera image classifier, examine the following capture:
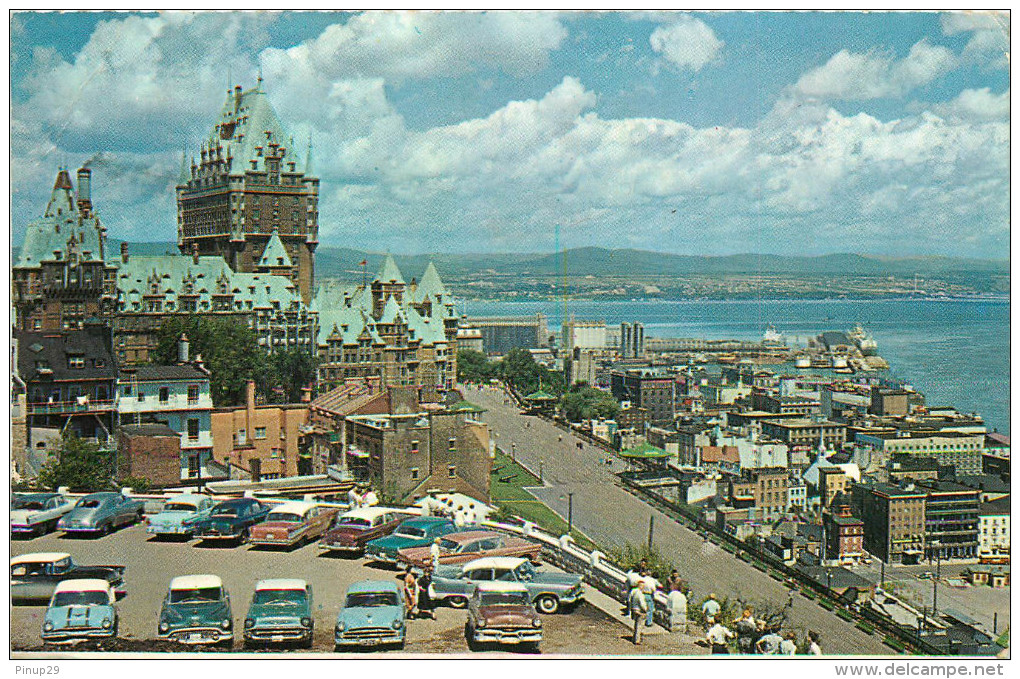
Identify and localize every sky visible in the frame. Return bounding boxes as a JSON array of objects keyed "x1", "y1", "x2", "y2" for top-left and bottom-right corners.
[{"x1": 9, "y1": 10, "x2": 1010, "y2": 257}]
